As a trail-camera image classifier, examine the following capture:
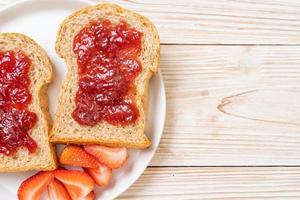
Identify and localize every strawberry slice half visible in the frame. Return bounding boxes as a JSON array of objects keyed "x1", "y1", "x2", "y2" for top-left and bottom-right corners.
[
  {"x1": 18, "y1": 171, "x2": 54, "y2": 200},
  {"x1": 84, "y1": 145, "x2": 128, "y2": 169},
  {"x1": 84, "y1": 162, "x2": 112, "y2": 186},
  {"x1": 59, "y1": 145, "x2": 99, "y2": 168},
  {"x1": 54, "y1": 169, "x2": 95, "y2": 199},
  {"x1": 48, "y1": 179, "x2": 71, "y2": 200}
]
